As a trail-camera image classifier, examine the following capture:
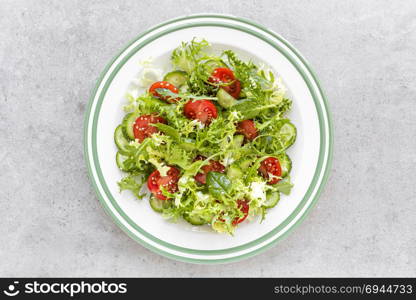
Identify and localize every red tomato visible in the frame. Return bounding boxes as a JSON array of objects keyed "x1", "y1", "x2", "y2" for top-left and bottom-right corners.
[
  {"x1": 194, "y1": 155, "x2": 225, "y2": 184},
  {"x1": 236, "y1": 120, "x2": 258, "y2": 141},
  {"x1": 222, "y1": 81, "x2": 241, "y2": 99},
  {"x1": 210, "y1": 67, "x2": 235, "y2": 82},
  {"x1": 209, "y1": 67, "x2": 241, "y2": 98},
  {"x1": 149, "y1": 81, "x2": 179, "y2": 103},
  {"x1": 232, "y1": 199, "x2": 249, "y2": 225},
  {"x1": 258, "y1": 157, "x2": 282, "y2": 184},
  {"x1": 133, "y1": 114, "x2": 167, "y2": 142},
  {"x1": 147, "y1": 167, "x2": 180, "y2": 200},
  {"x1": 183, "y1": 99, "x2": 218, "y2": 125}
]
